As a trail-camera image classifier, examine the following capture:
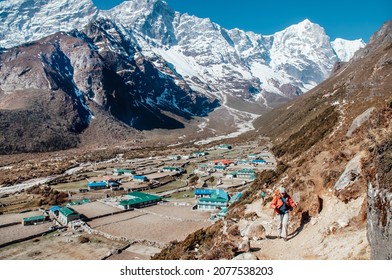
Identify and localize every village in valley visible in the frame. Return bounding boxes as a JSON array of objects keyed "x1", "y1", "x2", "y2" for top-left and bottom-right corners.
[{"x1": 0, "y1": 140, "x2": 276, "y2": 260}]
